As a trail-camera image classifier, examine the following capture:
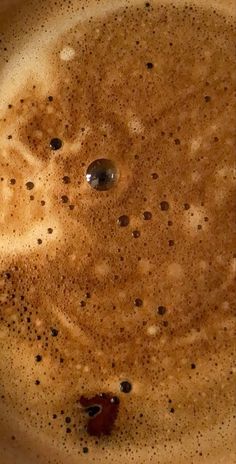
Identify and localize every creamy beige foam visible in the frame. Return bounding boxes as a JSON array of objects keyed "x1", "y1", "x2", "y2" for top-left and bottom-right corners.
[{"x1": 0, "y1": 0, "x2": 235, "y2": 463}]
